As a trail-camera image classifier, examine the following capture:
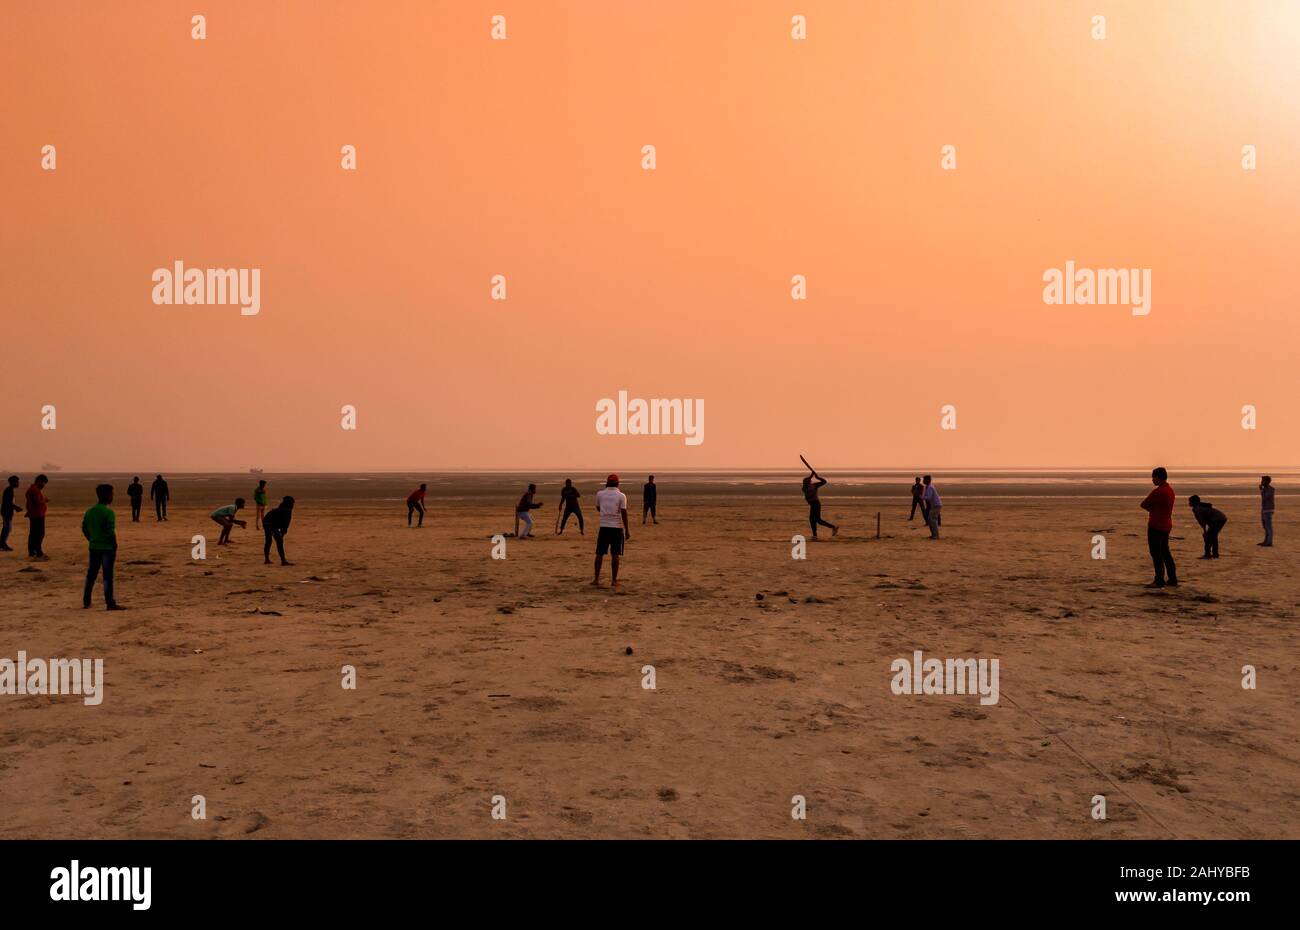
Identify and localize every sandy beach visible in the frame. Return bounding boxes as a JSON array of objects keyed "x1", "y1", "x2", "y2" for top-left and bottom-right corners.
[{"x1": 1, "y1": 471, "x2": 1296, "y2": 839}]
